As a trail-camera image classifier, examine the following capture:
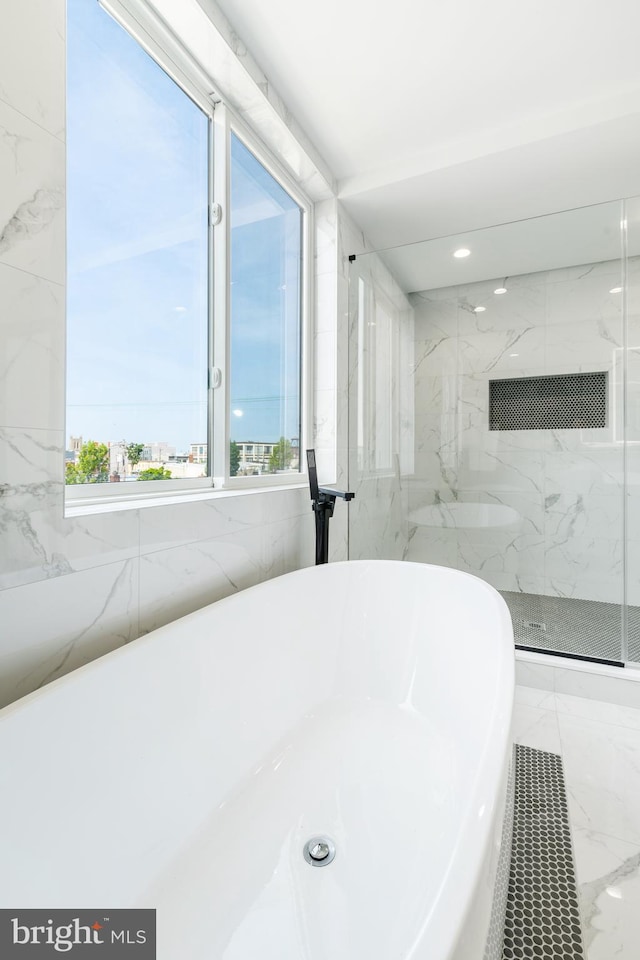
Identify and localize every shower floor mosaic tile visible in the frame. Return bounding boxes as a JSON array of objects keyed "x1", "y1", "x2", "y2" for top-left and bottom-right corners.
[
  {"x1": 501, "y1": 591, "x2": 640, "y2": 663},
  {"x1": 502, "y1": 745, "x2": 584, "y2": 959},
  {"x1": 512, "y1": 687, "x2": 640, "y2": 959}
]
